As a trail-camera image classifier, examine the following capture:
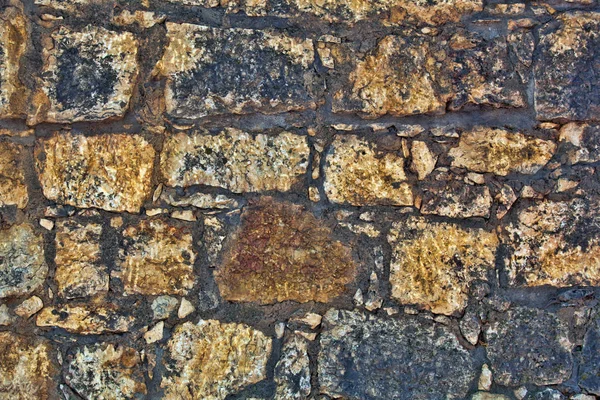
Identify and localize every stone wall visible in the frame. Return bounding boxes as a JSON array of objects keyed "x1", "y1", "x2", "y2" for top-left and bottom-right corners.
[{"x1": 0, "y1": 0, "x2": 599, "y2": 399}]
